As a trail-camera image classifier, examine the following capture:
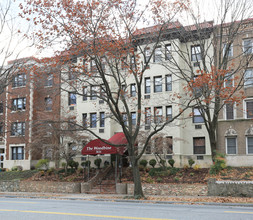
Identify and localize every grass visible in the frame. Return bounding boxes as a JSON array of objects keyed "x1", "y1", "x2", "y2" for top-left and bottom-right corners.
[{"x1": 0, "y1": 170, "x2": 38, "y2": 181}]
